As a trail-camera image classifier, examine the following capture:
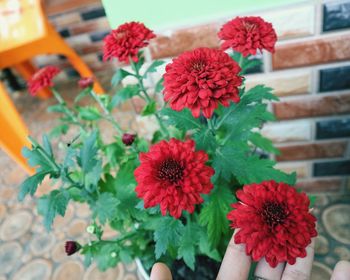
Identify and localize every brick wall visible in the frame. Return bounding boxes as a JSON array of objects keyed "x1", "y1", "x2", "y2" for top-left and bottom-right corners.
[{"x1": 40, "y1": 0, "x2": 350, "y2": 193}]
